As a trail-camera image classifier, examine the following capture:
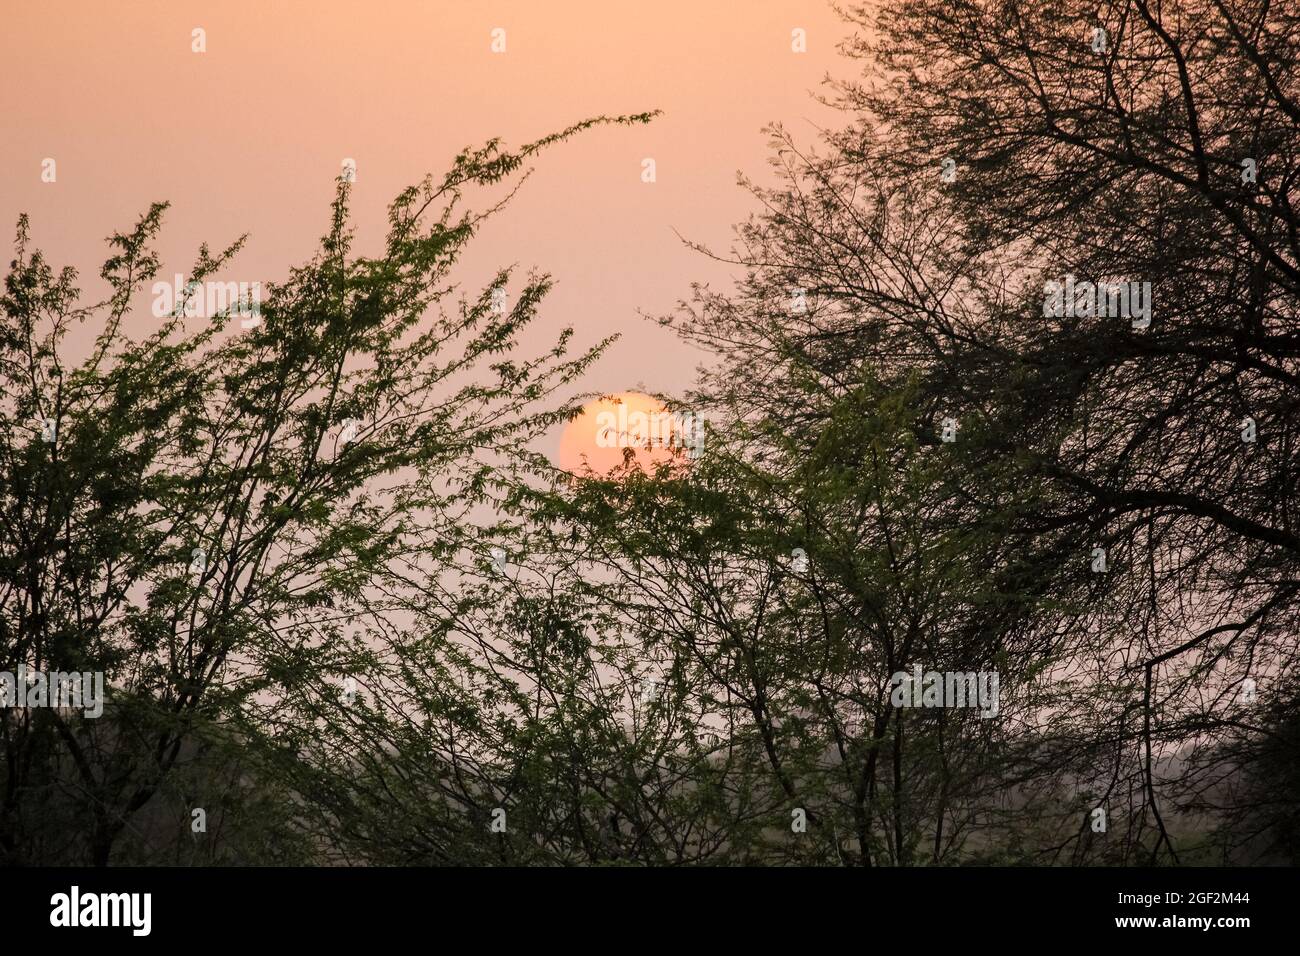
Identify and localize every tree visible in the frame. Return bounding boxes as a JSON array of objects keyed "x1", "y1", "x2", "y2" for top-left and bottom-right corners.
[
  {"x1": 0, "y1": 115, "x2": 652, "y2": 865},
  {"x1": 643, "y1": 0, "x2": 1300, "y2": 862}
]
